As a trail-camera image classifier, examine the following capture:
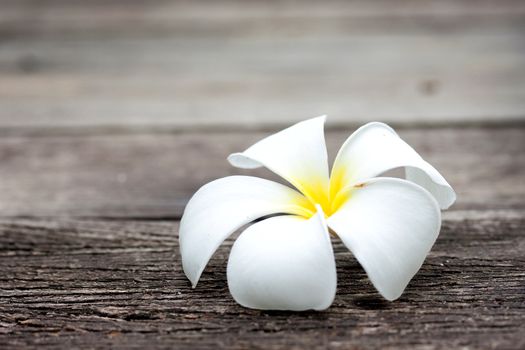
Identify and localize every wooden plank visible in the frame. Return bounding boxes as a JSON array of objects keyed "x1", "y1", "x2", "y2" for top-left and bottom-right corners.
[
  {"x1": 0, "y1": 2, "x2": 524, "y2": 129},
  {"x1": 0, "y1": 214, "x2": 523, "y2": 348},
  {"x1": 0, "y1": 33, "x2": 523, "y2": 129},
  {"x1": 0, "y1": 127, "x2": 523, "y2": 218},
  {"x1": 2, "y1": 0, "x2": 525, "y2": 40}
]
